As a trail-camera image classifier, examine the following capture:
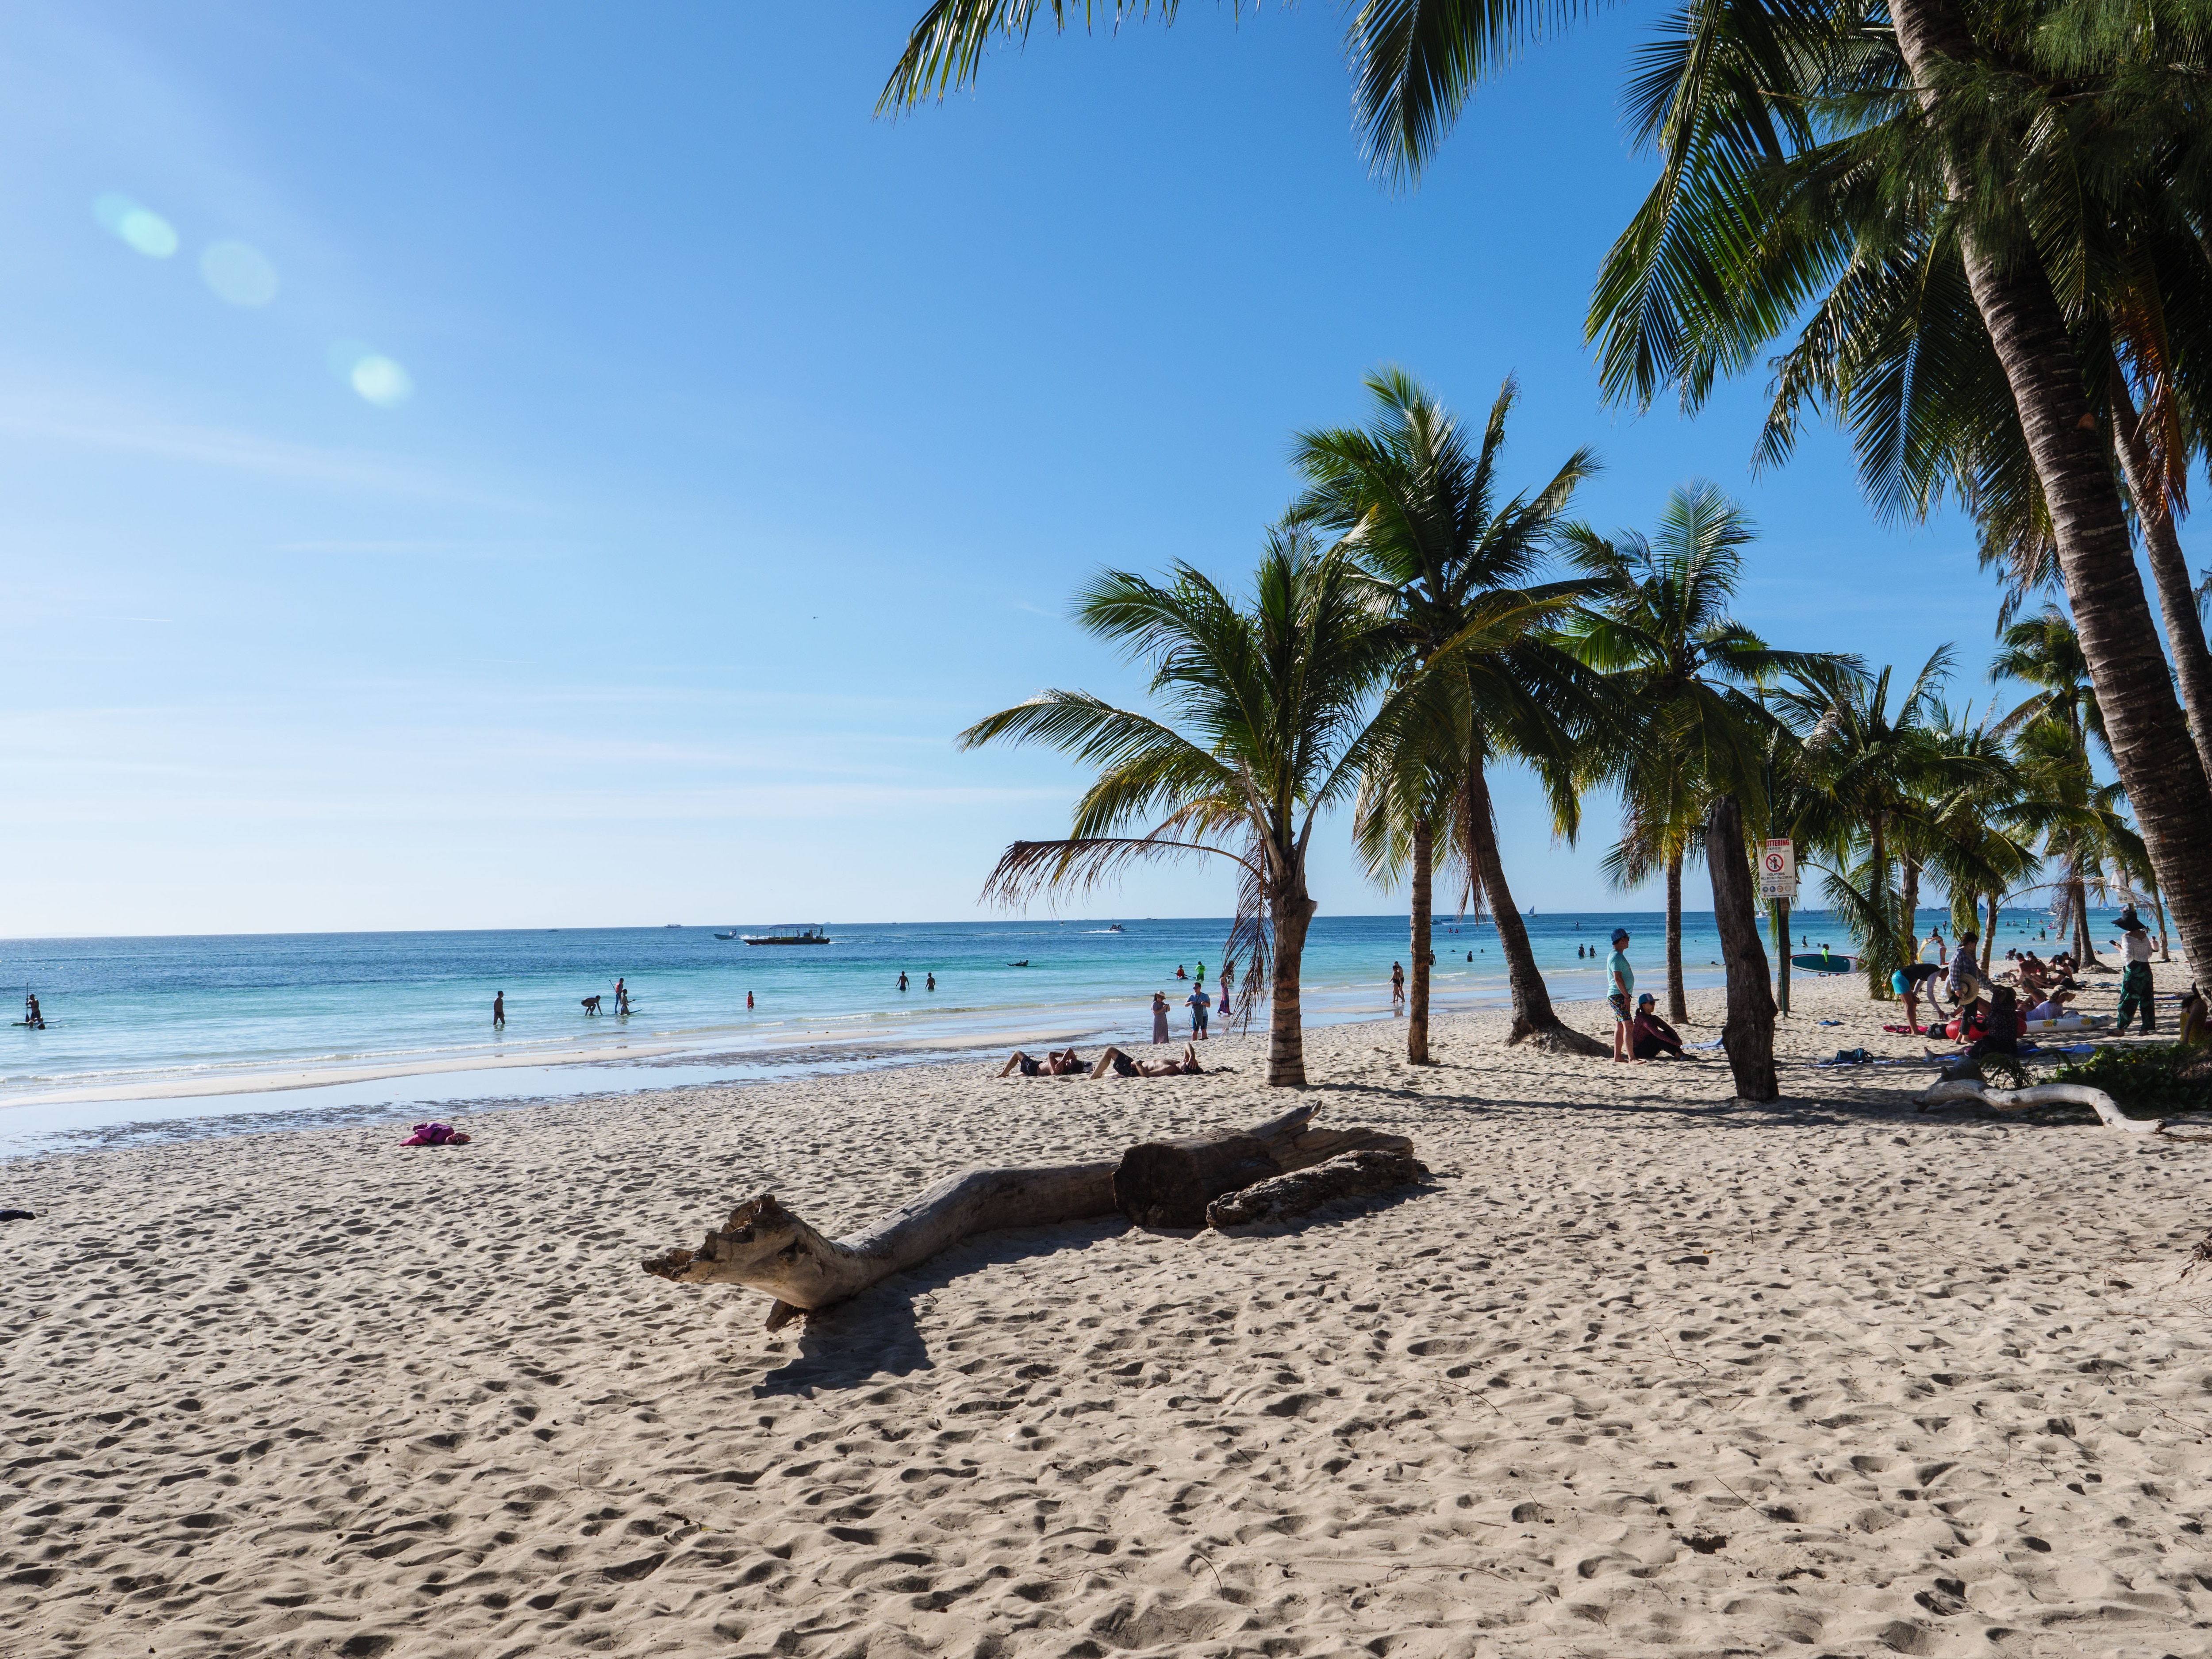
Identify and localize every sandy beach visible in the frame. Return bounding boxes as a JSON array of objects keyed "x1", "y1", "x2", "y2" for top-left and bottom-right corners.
[{"x1": 6, "y1": 972, "x2": 2210, "y2": 1659}]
